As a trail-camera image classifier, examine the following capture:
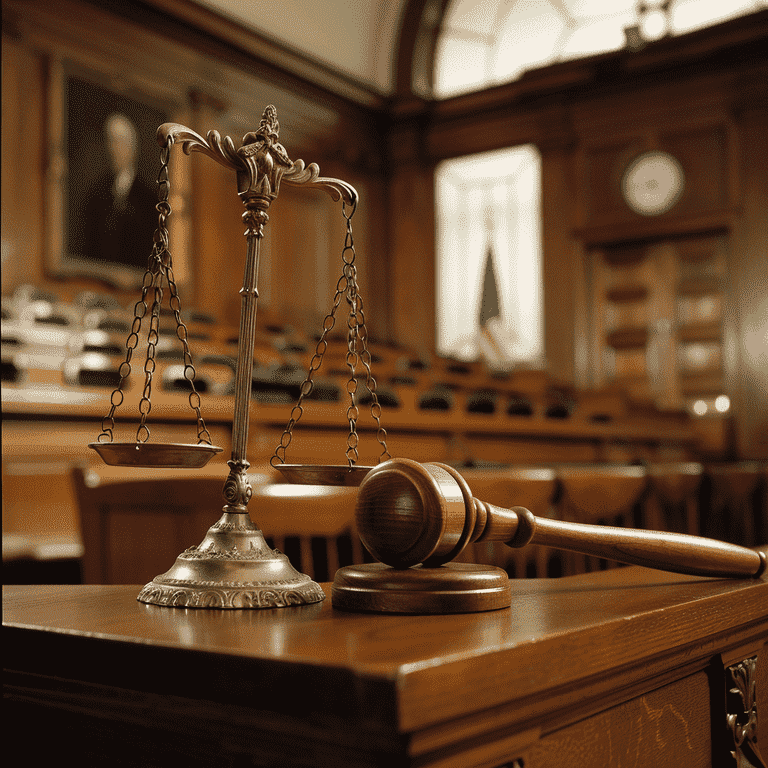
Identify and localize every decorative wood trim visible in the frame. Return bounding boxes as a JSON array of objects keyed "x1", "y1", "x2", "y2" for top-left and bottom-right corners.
[
  {"x1": 395, "y1": 0, "x2": 432, "y2": 97},
  {"x1": 726, "y1": 656, "x2": 766, "y2": 768},
  {"x1": 574, "y1": 209, "x2": 738, "y2": 247},
  {"x1": 399, "y1": 11, "x2": 768, "y2": 165},
  {"x1": 98, "y1": 0, "x2": 389, "y2": 110}
]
